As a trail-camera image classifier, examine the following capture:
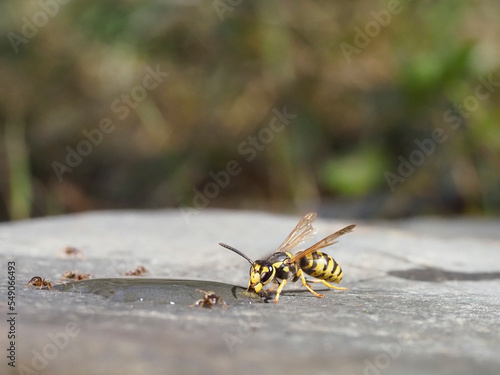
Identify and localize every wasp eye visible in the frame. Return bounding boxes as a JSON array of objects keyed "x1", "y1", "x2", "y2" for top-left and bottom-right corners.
[{"x1": 260, "y1": 271, "x2": 272, "y2": 283}]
